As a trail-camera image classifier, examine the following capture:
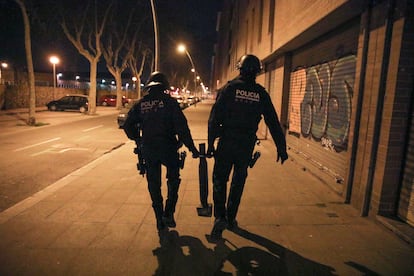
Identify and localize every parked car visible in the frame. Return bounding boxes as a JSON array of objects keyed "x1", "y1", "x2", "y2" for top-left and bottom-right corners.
[
  {"x1": 99, "y1": 95, "x2": 129, "y2": 107},
  {"x1": 187, "y1": 95, "x2": 199, "y2": 105},
  {"x1": 46, "y1": 95, "x2": 89, "y2": 113},
  {"x1": 171, "y1": 95, "x2": 188, "y2": 109},
  {"x1": 117, "y1": 99, "x2": 139, "y2": 128}
]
